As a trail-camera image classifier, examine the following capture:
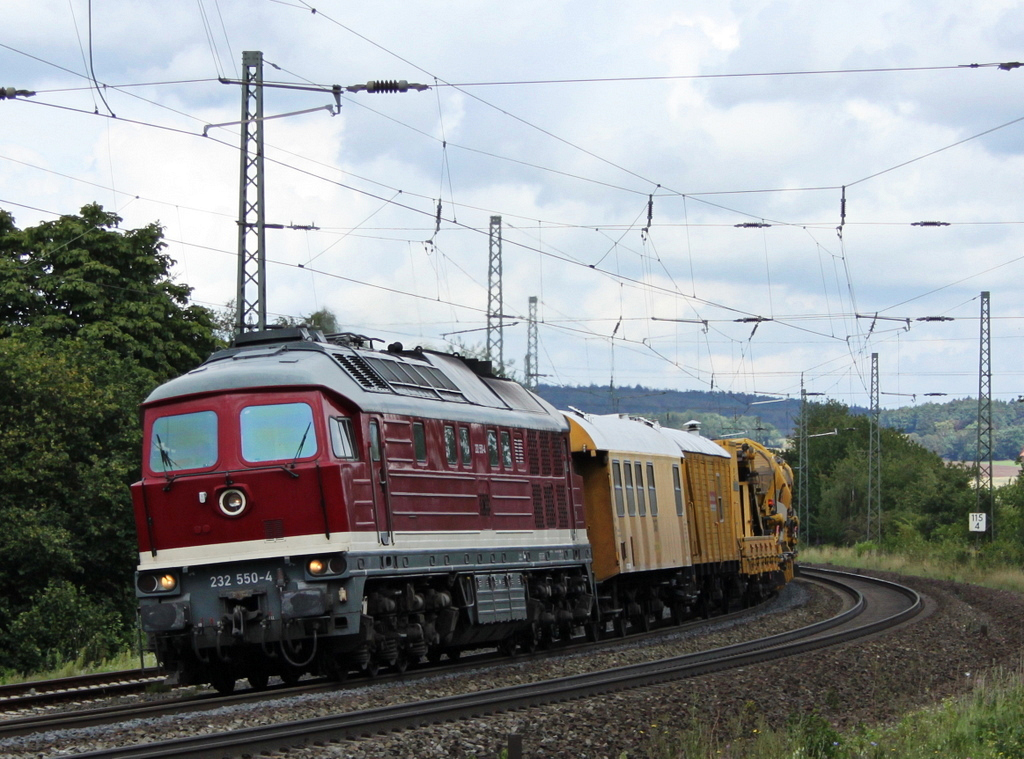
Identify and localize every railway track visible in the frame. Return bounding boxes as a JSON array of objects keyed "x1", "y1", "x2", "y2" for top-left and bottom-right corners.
[
  {"x1": 0, "y1": 669, "x2": 164, "y2": 711},
  {"x1": 0, "y1": 593, "x2": 772, "y2": 740},
  {"x1": 1, "y1": 567, "x2": 921, "y2": 759}
]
